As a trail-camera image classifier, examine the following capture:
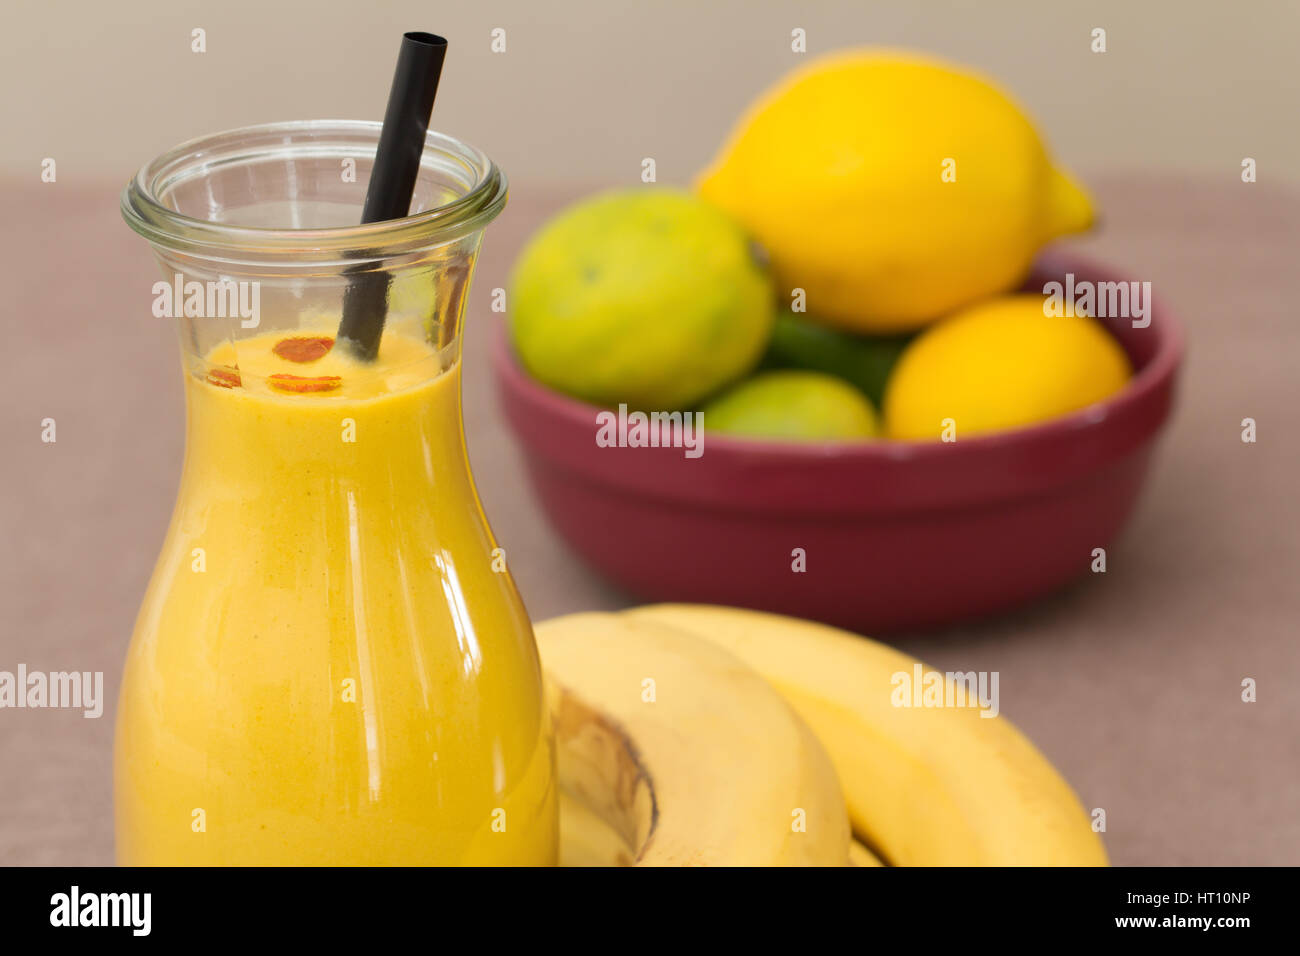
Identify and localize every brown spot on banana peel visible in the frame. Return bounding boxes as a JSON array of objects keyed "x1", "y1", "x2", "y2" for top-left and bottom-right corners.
[{"x1": 548, "y1": 677, "x2": 659, "y2": 864}]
